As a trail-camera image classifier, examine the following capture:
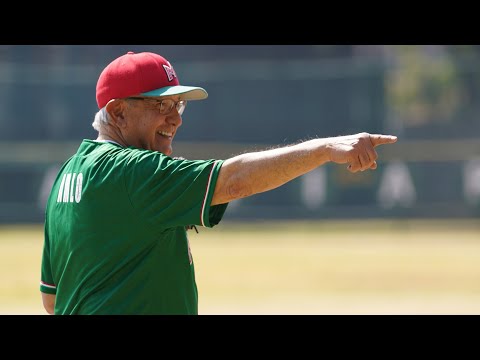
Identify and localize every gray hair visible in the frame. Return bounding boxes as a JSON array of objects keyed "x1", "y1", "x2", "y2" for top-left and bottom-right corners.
[{"x1": 92, "y1": 107, "x2": 110, "y2": 132}]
